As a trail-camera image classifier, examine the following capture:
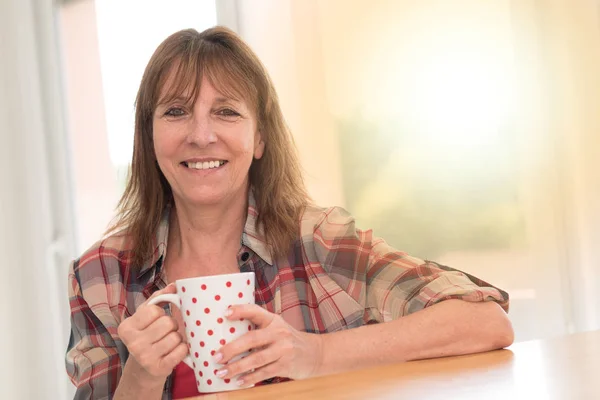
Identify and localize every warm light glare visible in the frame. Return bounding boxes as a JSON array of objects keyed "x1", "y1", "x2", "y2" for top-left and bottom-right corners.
[{"x1": 410, "y1": 48, "x2": 515, "y2": 151}]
